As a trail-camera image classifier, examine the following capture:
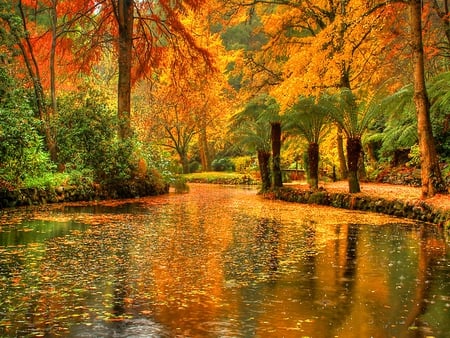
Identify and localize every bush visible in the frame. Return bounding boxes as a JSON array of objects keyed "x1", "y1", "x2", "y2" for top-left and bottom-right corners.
[
  {"x1": 212, "y1": 157, "x2": 235, "y2": 172},
  {"x1": 55, "y1": 86, "x2": 118, "y2": 176},
  {"x1": 172, "y1": 175, "x2": 190, "y2": 193},
  {"x1": 0, "y1": 72, "x2": 55, "y2": 188},
  {"x1": 232, "y1": 156, "x2": 256, "y2": 173},
  {"x1": 189, "y1": 160, "x2": 201, "y2": 173}
]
